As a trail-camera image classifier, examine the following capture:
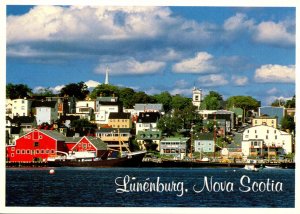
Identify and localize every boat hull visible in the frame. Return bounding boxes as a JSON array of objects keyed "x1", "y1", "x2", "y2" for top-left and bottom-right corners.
[{"x1": 48, "y1": 151, "x2": 146, "y2": 167}]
